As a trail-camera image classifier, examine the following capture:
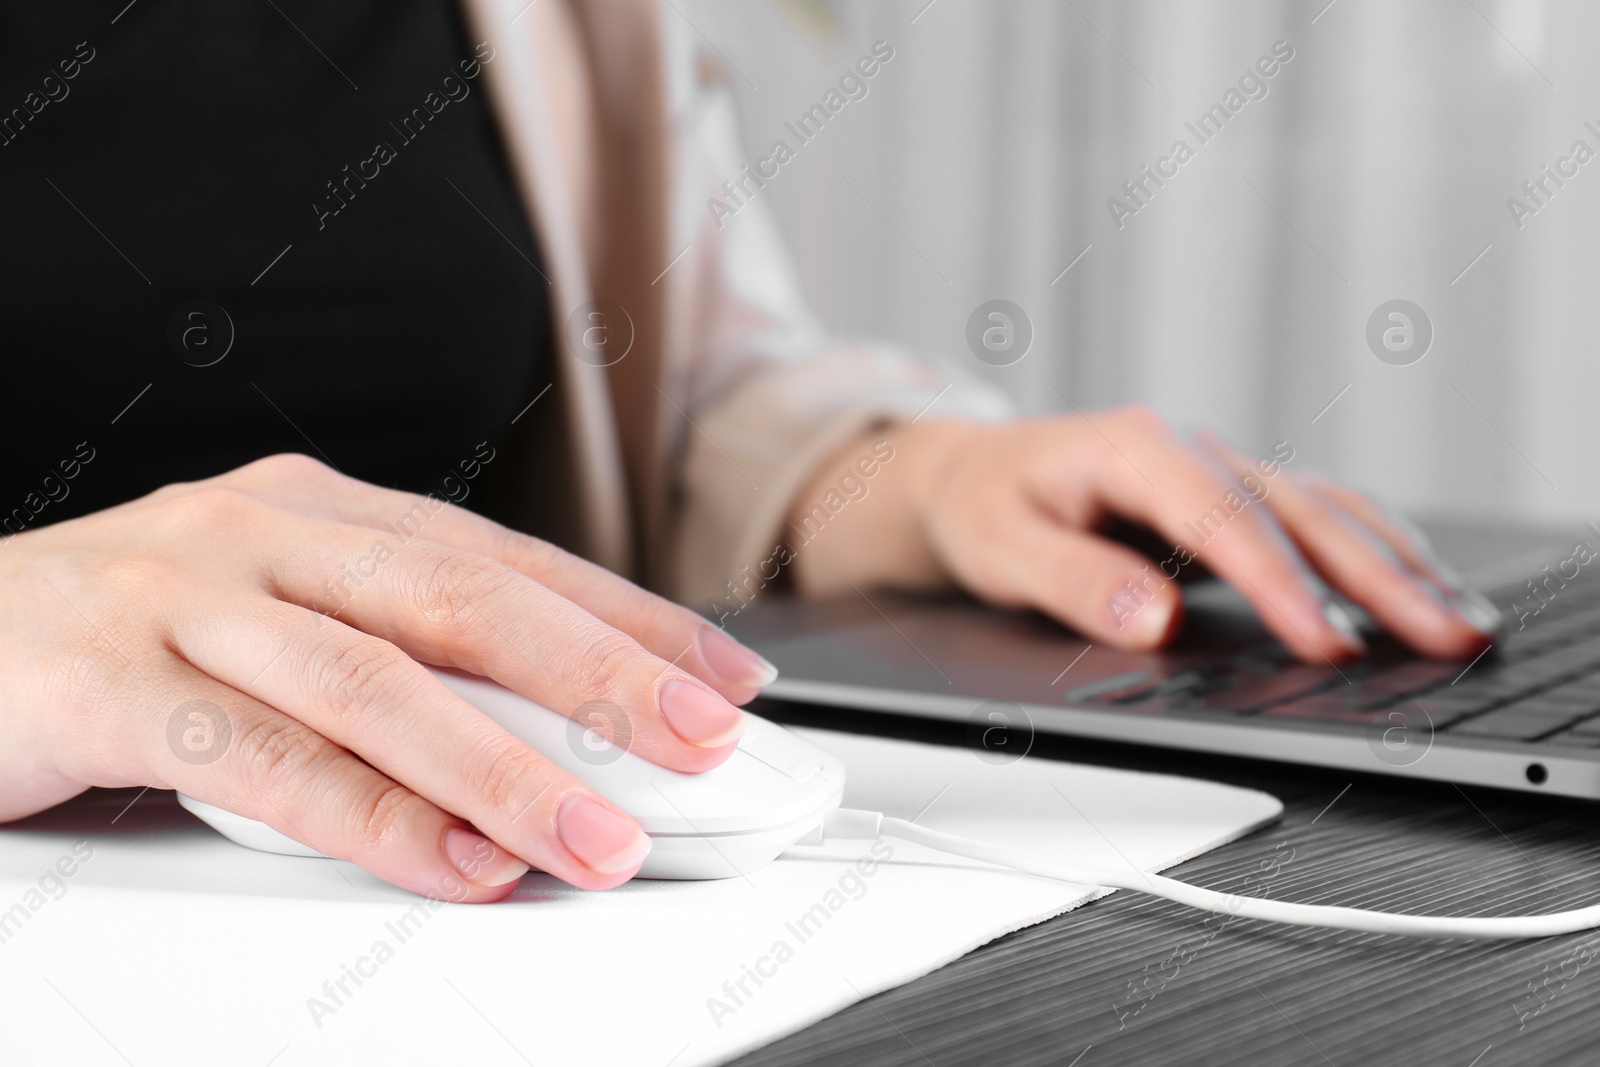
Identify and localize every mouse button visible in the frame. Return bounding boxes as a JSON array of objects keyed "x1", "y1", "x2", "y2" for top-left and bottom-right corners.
[{"x1": 734, "y1": 724, "x2": 825, "y2": 781}]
